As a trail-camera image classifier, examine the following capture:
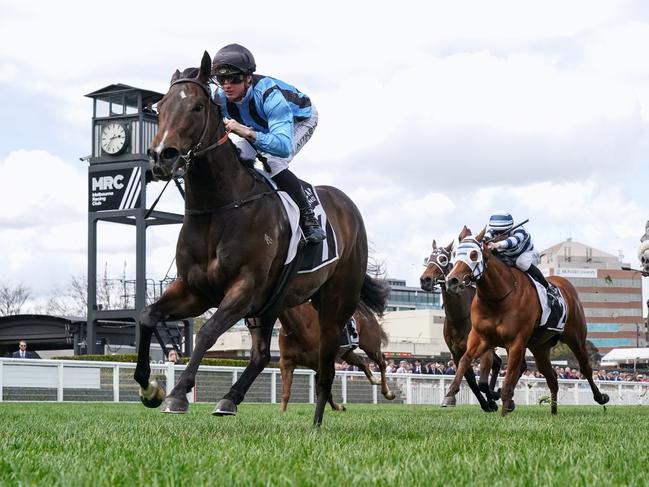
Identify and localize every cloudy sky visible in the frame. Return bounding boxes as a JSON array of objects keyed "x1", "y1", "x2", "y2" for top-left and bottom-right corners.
[{"x1": 1, "y1": 0, "x2": 649, "y2": 307}]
